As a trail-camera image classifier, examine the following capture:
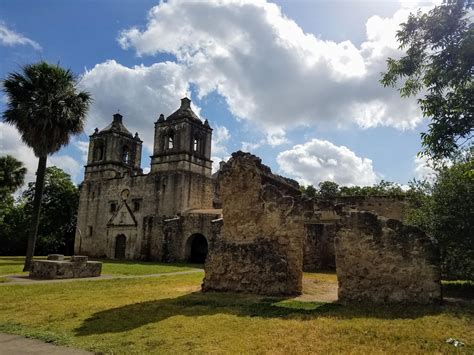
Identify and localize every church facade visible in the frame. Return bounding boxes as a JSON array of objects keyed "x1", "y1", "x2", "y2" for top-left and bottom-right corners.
[{"x1": 74, "y1": 98, "x2": 221, "y2": 262}]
